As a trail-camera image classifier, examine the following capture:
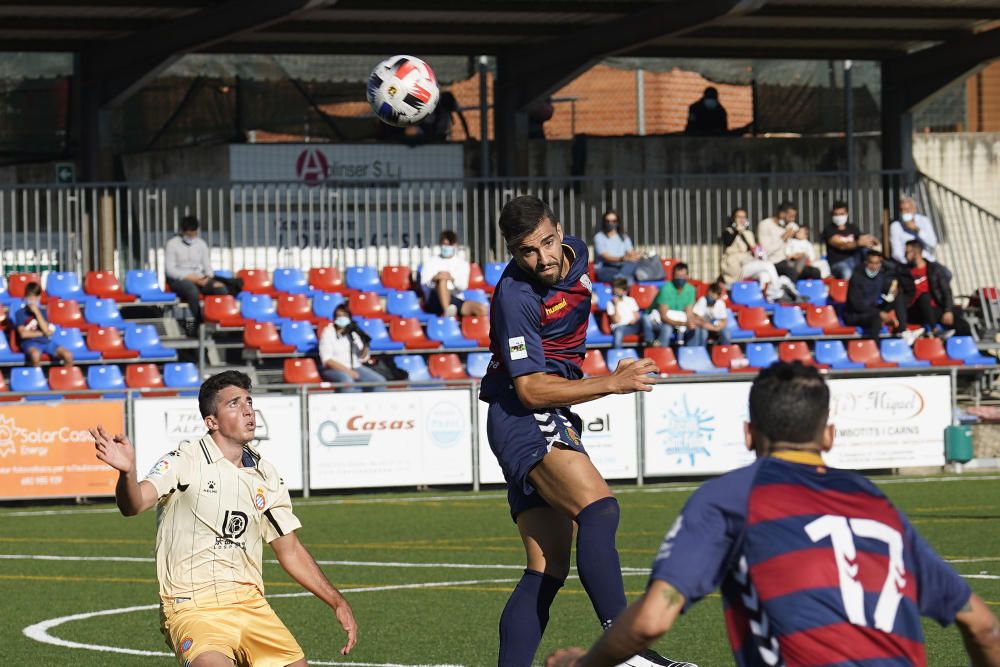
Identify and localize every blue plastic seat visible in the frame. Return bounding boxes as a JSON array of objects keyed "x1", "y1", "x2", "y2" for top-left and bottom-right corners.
[
  {"x1": 49, "y1": 327, "x2": 101, "y2": 361},
  {"x1": 345, "y1": 266, "x2": 391, "y2": 296},
  {"x1": 427, "y1": 317, "x2": 477, "y2": 348},
  {"x1": 814, "y1": 340, "x2": 864, "y2": 369},
  {"x1": 729, "y1": 281, "x2": 770, "y2": 310},
  {"x1": 880, "y1": 338, "x2": 931, "y2": 368},
  {"x1": 745, "y1": 342, "x2": 779, "y2": 369},
  {"x1": 125, "y1": 270, "x2": 175, "y2": 303},
  {"x1": 311, "y1": 292, "x2": 347, "y2": 321},
  {"x1": 0, "y1": 333, "x2": 25, "y2": 363},
  {"x1": 947, "y1": 336, "x2": 997, "y2": 366},
  {"x1": 356, "y1": 318, "x2": 404, "y2": 351},
  {"x1": 123, "y1": 324, "x2": 177, "y2": 359},
  {"x1": 586, "y1": 313, "x2": 613, "y2": 345},
  {"x1": 771, "y1": 306, "x2": 823, "y2": 336},
  {"x1": 163, "y1": 362, "x2": 201, "y2": 394},
  {"x1": 279, "y1": 321, "x2": 318, "y2": 353},
  {"x1": 10, "y1": 366, "x2": 50, "y2": 400},
  {"x1": 677, "y1": 346, "x2": 728, "y2": 374},
  {"x1": 386, "y1": 290, "x2": 431, "y2": 322},
  {"x1": 466, "y1": 351, "x2": 493, "y2": 379},
  {"x1": 461, "y1": 289, "x2": 490, "y2": 305},
  {"x1": 393, "y1": 354, "x2": 431, "y2": 381},
  {"x1": 606, "y1": 348, "x2": 639, "y2": 372},
  {"x1": 484, "y1": 262, "x2": 507, "y2": 287},
  {"x1": 592, "y1": 283, "x2": 613, "y2": 311},
  {"x1": 795, "y1": 279, "x2": 828, "y2": 306},
  {"x1": 45, "y1": 272, "x2": 85, "y2": 301},
  {"x1": 84, "y1": 297, "x2": 123, "y2": 328},
  {"x1": 273, "y1": 268, "x2": 311, "y2": 295},
  {"x1": 87, "y1": 364, "x2": 126, "y2": 398},
  {"x1": 724, "y1": 308, "x2": 754, "y2": 340},
  {"x1": 0, "y1": 275, "x2": 11, "y2": 305},
  {"x1": 239, "y1": 294, "x2": 283, "y2": 323}
]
